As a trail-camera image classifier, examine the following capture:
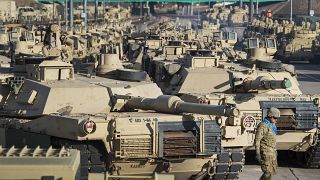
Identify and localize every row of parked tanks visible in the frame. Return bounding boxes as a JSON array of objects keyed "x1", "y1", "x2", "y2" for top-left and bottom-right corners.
[
  {"x1": 246, "y1": 16, "x2": 320, "y2": 63},
  {"x1": 0, "y1": 7, "x2": 319, "y2": 180}
]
